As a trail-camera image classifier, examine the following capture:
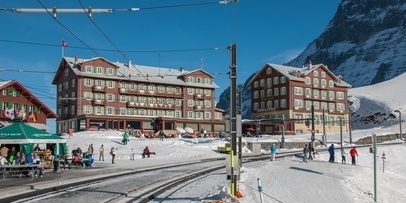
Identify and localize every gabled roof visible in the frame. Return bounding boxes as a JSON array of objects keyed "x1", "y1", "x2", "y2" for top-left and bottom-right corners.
[
  {"x1": 0, "y1": 80, "x2": 57, "y2": 118},
  {"x1": 248, "y1": 63, "x2": 352, "y2": 88},
  {"x1": 53, "y1": 57, "x2": 219, "y2": 88}
]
